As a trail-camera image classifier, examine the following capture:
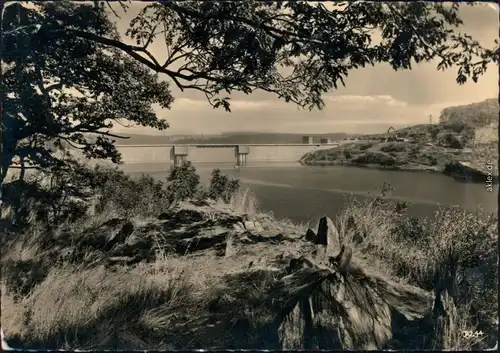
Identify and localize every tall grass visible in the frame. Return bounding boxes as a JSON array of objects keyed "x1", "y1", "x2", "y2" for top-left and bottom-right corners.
[
  {"x1": 335, "y1": 192, "x2": 497, "y2": 350},
  {"x1": 228, "y1": 187, "x2": 259, "y2": 215},
  {"x1": 1, "y1": 257, "x2": 212, "y2": 350}
]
